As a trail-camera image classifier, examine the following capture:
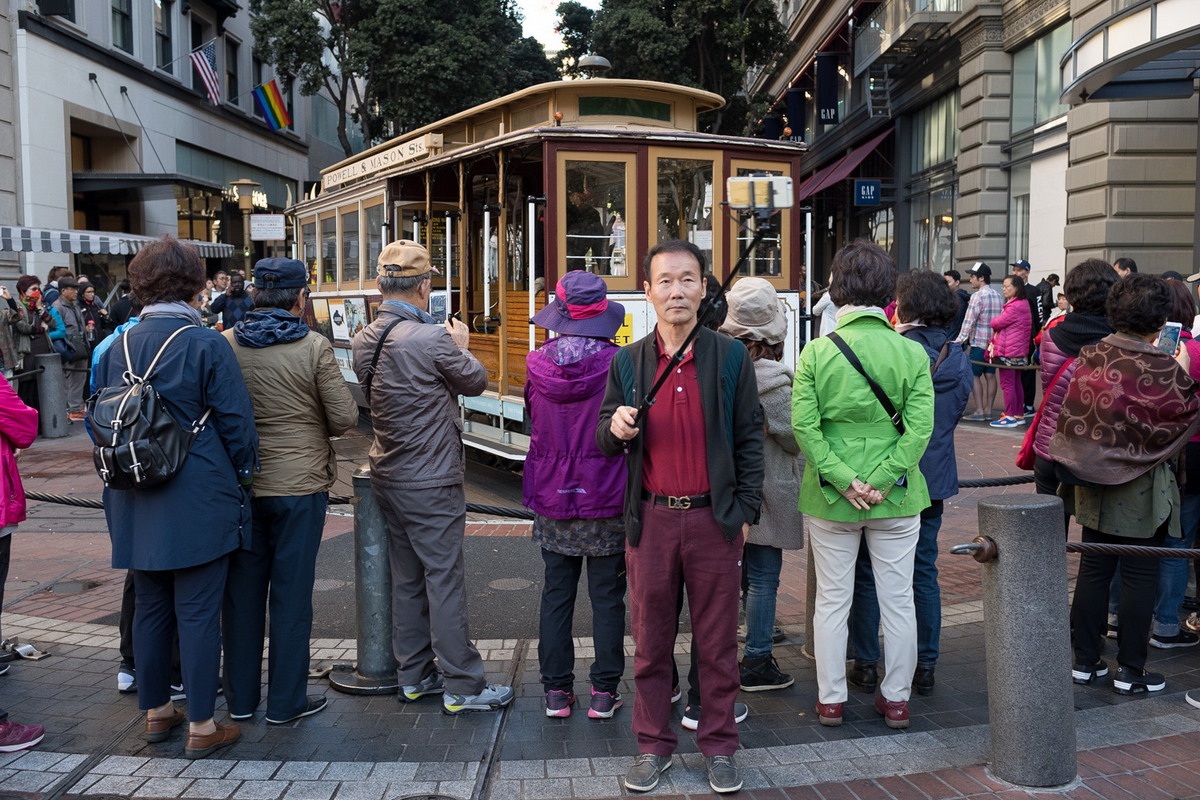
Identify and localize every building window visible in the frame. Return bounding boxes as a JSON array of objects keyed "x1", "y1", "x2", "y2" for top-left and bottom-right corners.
[
  {"x1": 252, "y1": 57, "x2": 265, "y2": 120},
  {"x1": 911, "y1": 93, "x2": 959, "y2": 174},
  {"x1": 284, "y1": 79, "x2": 295, "y2": 130},
  {"x1": 226, "y1": 40, "x2": 240, "y2": 106},
  {"x1": 155, "y1": 0, "x2": 174, "y2": 72},
  {"x1": 1011, "y1": 22, "x2": 1071, "y2": 134},
  {"x1": 112, "y1": 0, "x2": 134, "y2": 53},
  {"x1": 910, "y1": 186, "x2": 957, "y2": 272},
  {"x1": 1008, "y1": 162, "x2": 1031, "y2": 262}
]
